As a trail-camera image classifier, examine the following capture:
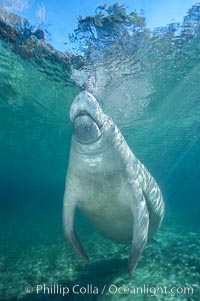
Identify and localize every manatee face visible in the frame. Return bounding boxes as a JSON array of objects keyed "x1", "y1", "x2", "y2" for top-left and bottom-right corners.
[
  {"x1": 70, "y1": 91, "x2": 115, "y2": 147},
  {"x1": 73, "y1": 112, "x2": 101, "y2": 144}
]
